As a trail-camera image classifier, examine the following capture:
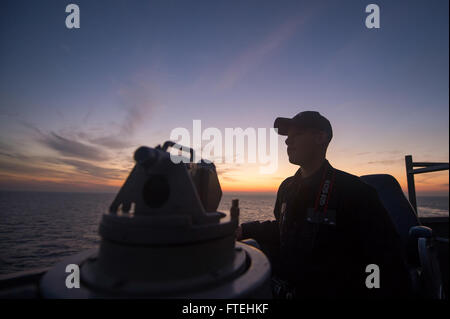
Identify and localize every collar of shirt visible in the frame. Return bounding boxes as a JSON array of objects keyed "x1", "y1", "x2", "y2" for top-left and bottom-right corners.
[{"x1": 294, "y1": 159, "x2": 330, "y2": 188}]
